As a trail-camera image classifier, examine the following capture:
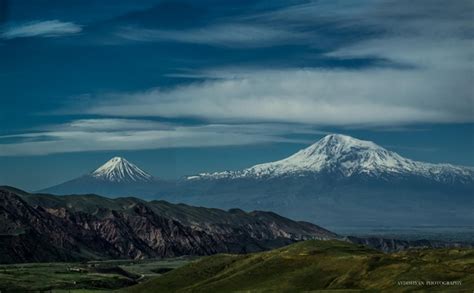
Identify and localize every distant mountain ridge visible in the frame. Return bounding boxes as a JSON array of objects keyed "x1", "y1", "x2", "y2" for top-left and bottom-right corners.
[
  {"x1": 42, "y1": 134, "x2": 474, "y2": 196},
  {"x1": 39, "y1": 134, "x2": 474, "y2": 228},
  {"x1": 1, "y1": 186, "x2": 470, "y2": 264}
]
